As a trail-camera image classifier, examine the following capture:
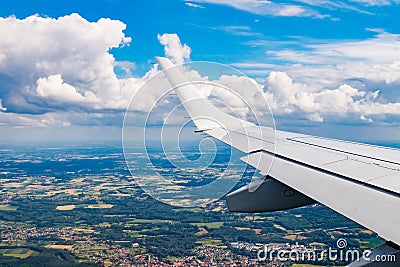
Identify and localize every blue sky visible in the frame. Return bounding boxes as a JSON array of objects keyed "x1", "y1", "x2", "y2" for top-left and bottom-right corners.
[
  {"x1": 0, "y1": 0, "x2": 400, "y2": 143},
  {"x1": 3, "y1": 0, "x2": 400, "y2": 69}
]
